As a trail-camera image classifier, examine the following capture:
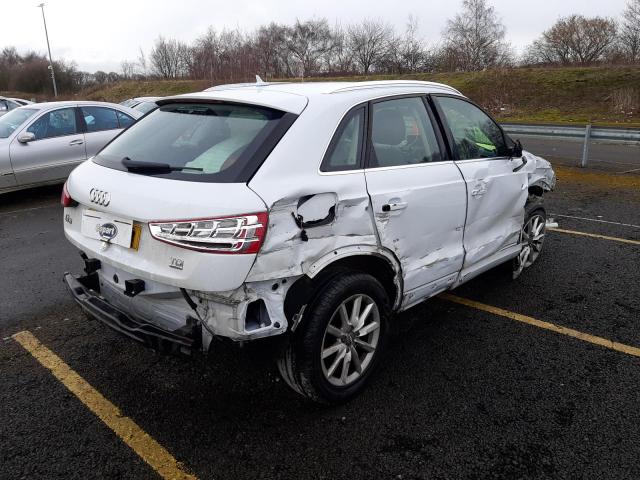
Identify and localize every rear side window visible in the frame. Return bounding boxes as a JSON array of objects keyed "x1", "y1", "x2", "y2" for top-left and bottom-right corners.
[
  {"x1": 81, "y1": 107, "x2": 119, "y2": 132},
  {"x1": 27, "y1": 108, "x2": 78, "y2": 140},
  {"x1": 321, "y1": 107, "x2": 365, "y2": 172},
  {"x1": 116, "y1": 111, "x2": 135, "y2": 128},
  {"x1": 369, "y1": 97, "x2": 442, "y2": 168},
  {"x1": 93, "y1": 102, "x2": 295, "y2": 183},
  {"x1": 434, "y1": 96, "x2": 507, "y2": 160}
]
